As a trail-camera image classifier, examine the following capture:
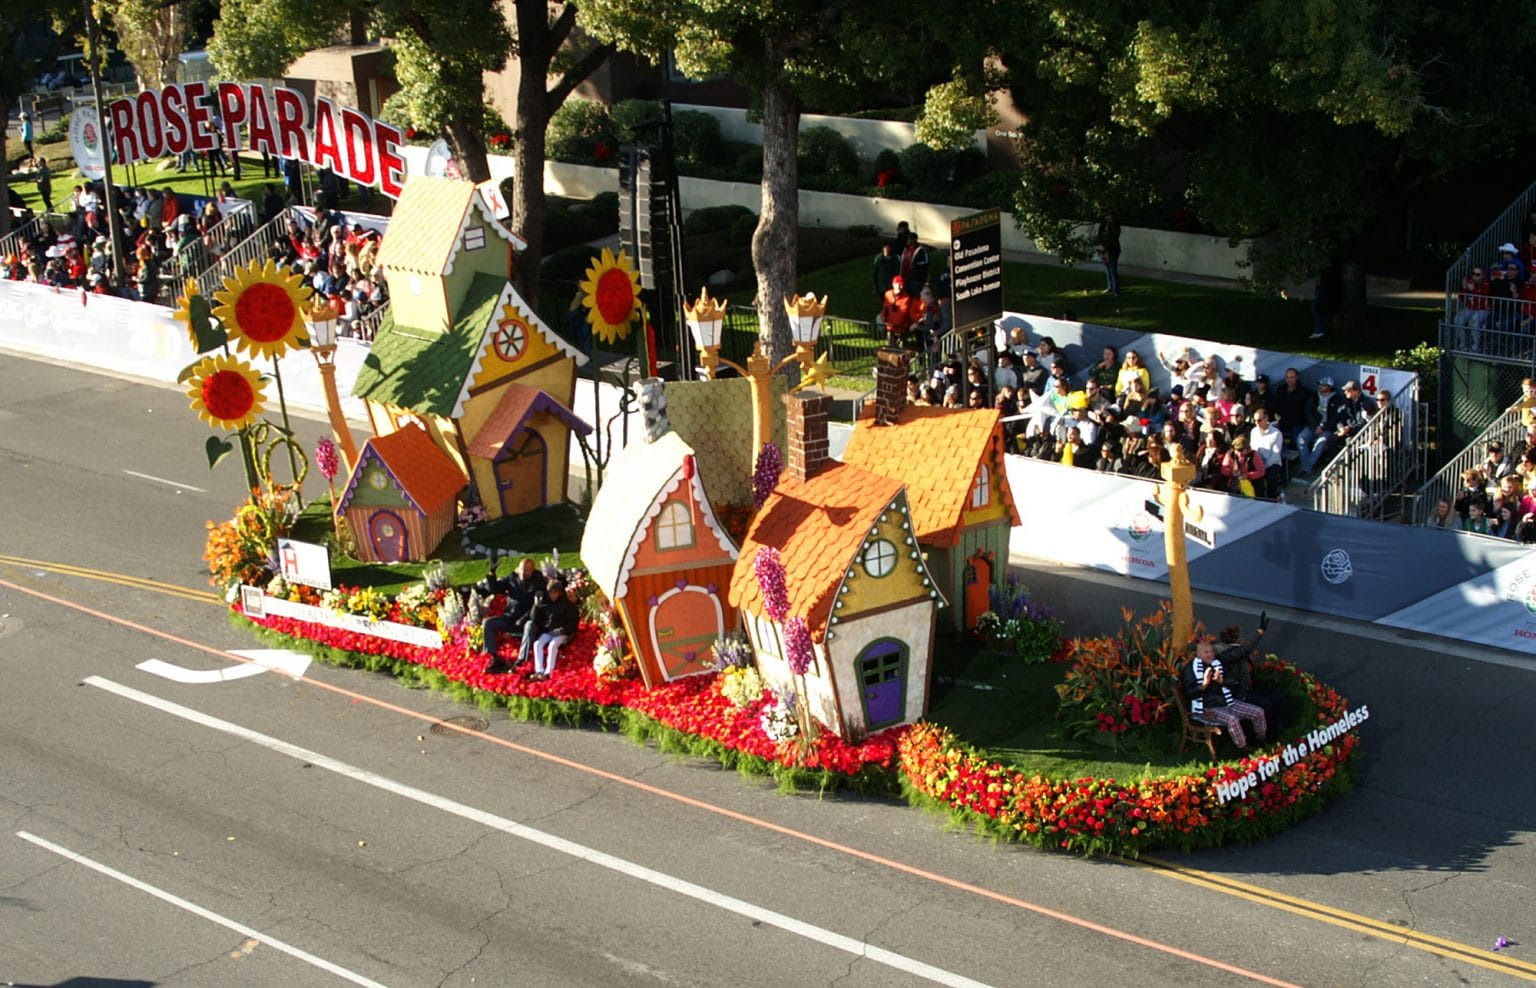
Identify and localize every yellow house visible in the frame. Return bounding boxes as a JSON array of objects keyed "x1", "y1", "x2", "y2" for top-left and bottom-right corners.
[
  {"x1": 729, "y1": 392, "x2": 943, "y2": 739},
  {"x1": 352, "y1": 175, "x2": 591, "y2": 519}
]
